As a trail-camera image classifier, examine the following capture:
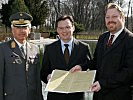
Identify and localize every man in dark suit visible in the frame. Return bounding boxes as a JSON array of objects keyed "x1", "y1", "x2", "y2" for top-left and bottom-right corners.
[
  {"x1": 41, "y1": 15, "x2": 92, "y2": 100},
  {"x1": 0, "y1": 12, "x2": 43, "y2": 100},
  {"x1": 90, "y1": 3, "x2": 133, "y2": 100}
]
